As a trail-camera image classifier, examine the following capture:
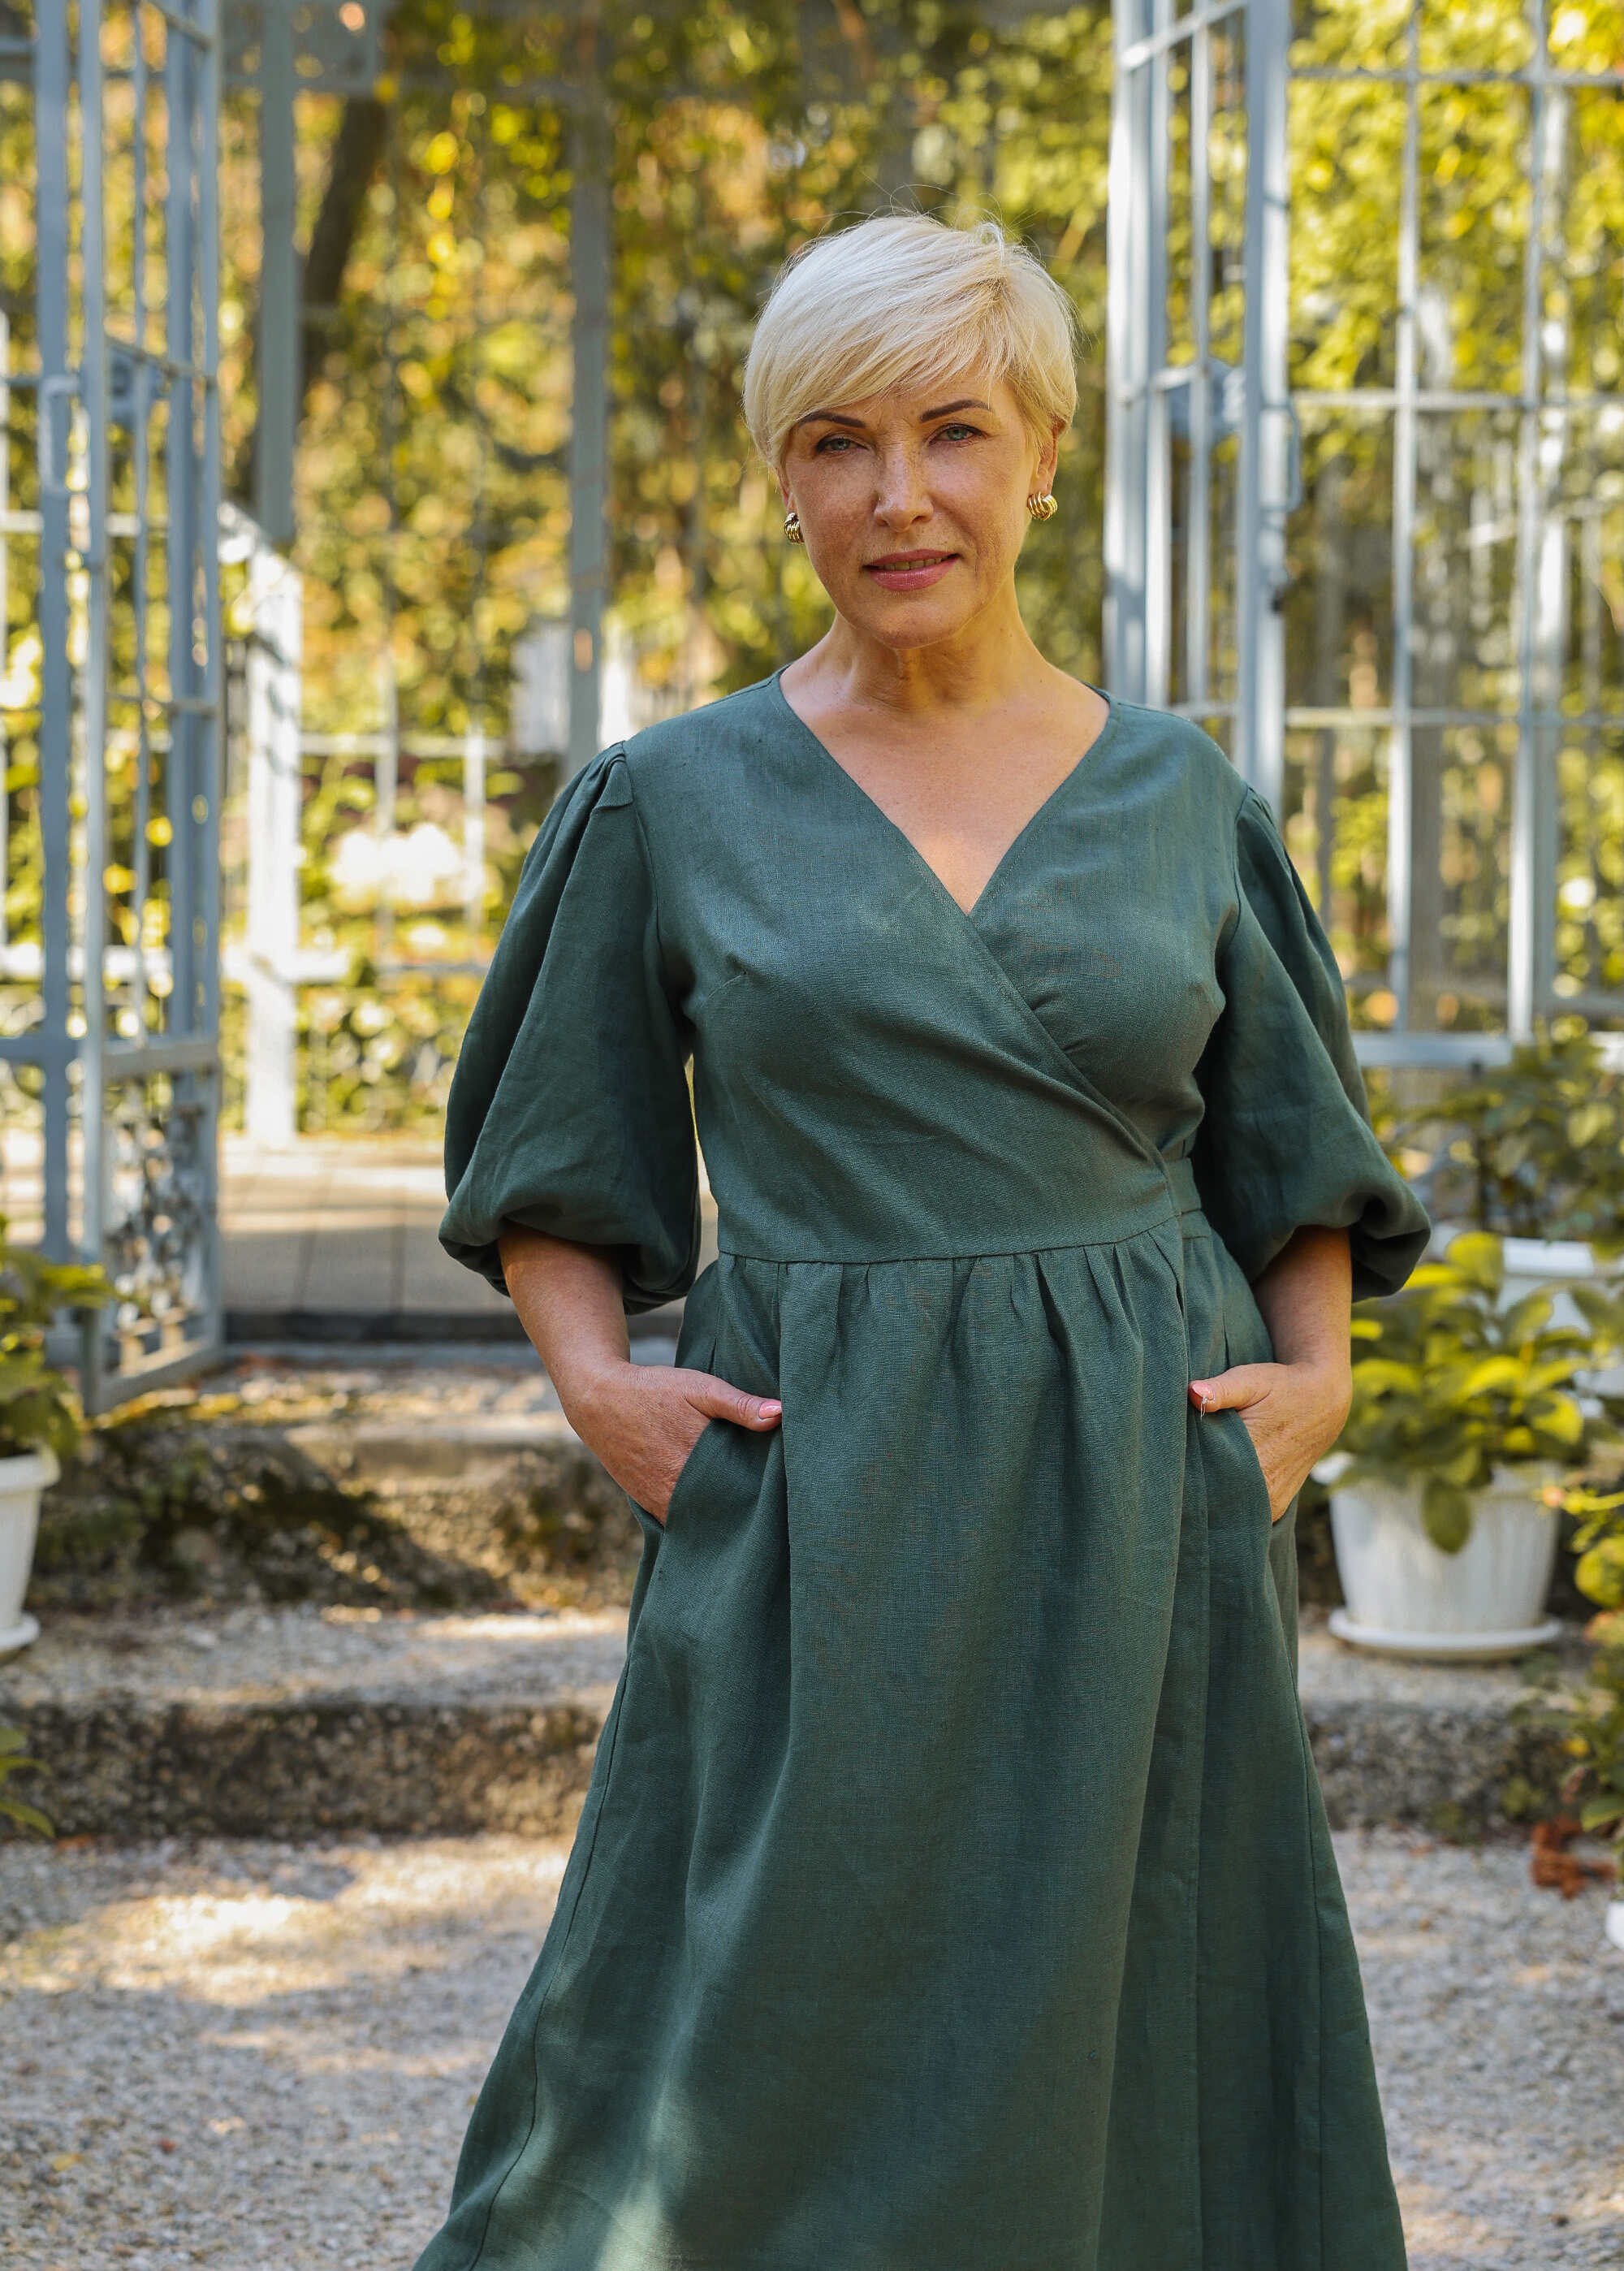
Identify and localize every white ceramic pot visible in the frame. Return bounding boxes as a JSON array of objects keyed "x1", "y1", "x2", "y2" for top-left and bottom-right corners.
[
  {"x1": 0, "y1": 1447, "x2": 58, "y2": 1656},
  {"x1": 1325, "y1": 1465, "x2": 1563, "y2": 1660},
  {"x1": 1606, "y1": 1899, "x2": 1624, "y2": 1955}
]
